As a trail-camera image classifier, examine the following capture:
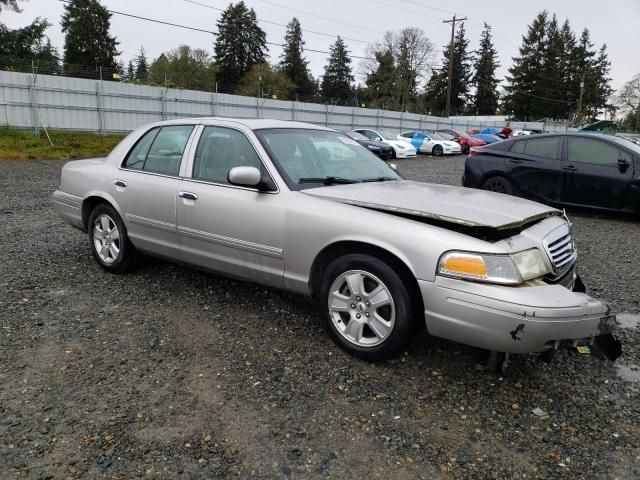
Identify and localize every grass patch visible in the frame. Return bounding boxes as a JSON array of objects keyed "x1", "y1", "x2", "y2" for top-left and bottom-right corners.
[{"x1": 0, "y1": 127, "x2": 127, "y2": 160}]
